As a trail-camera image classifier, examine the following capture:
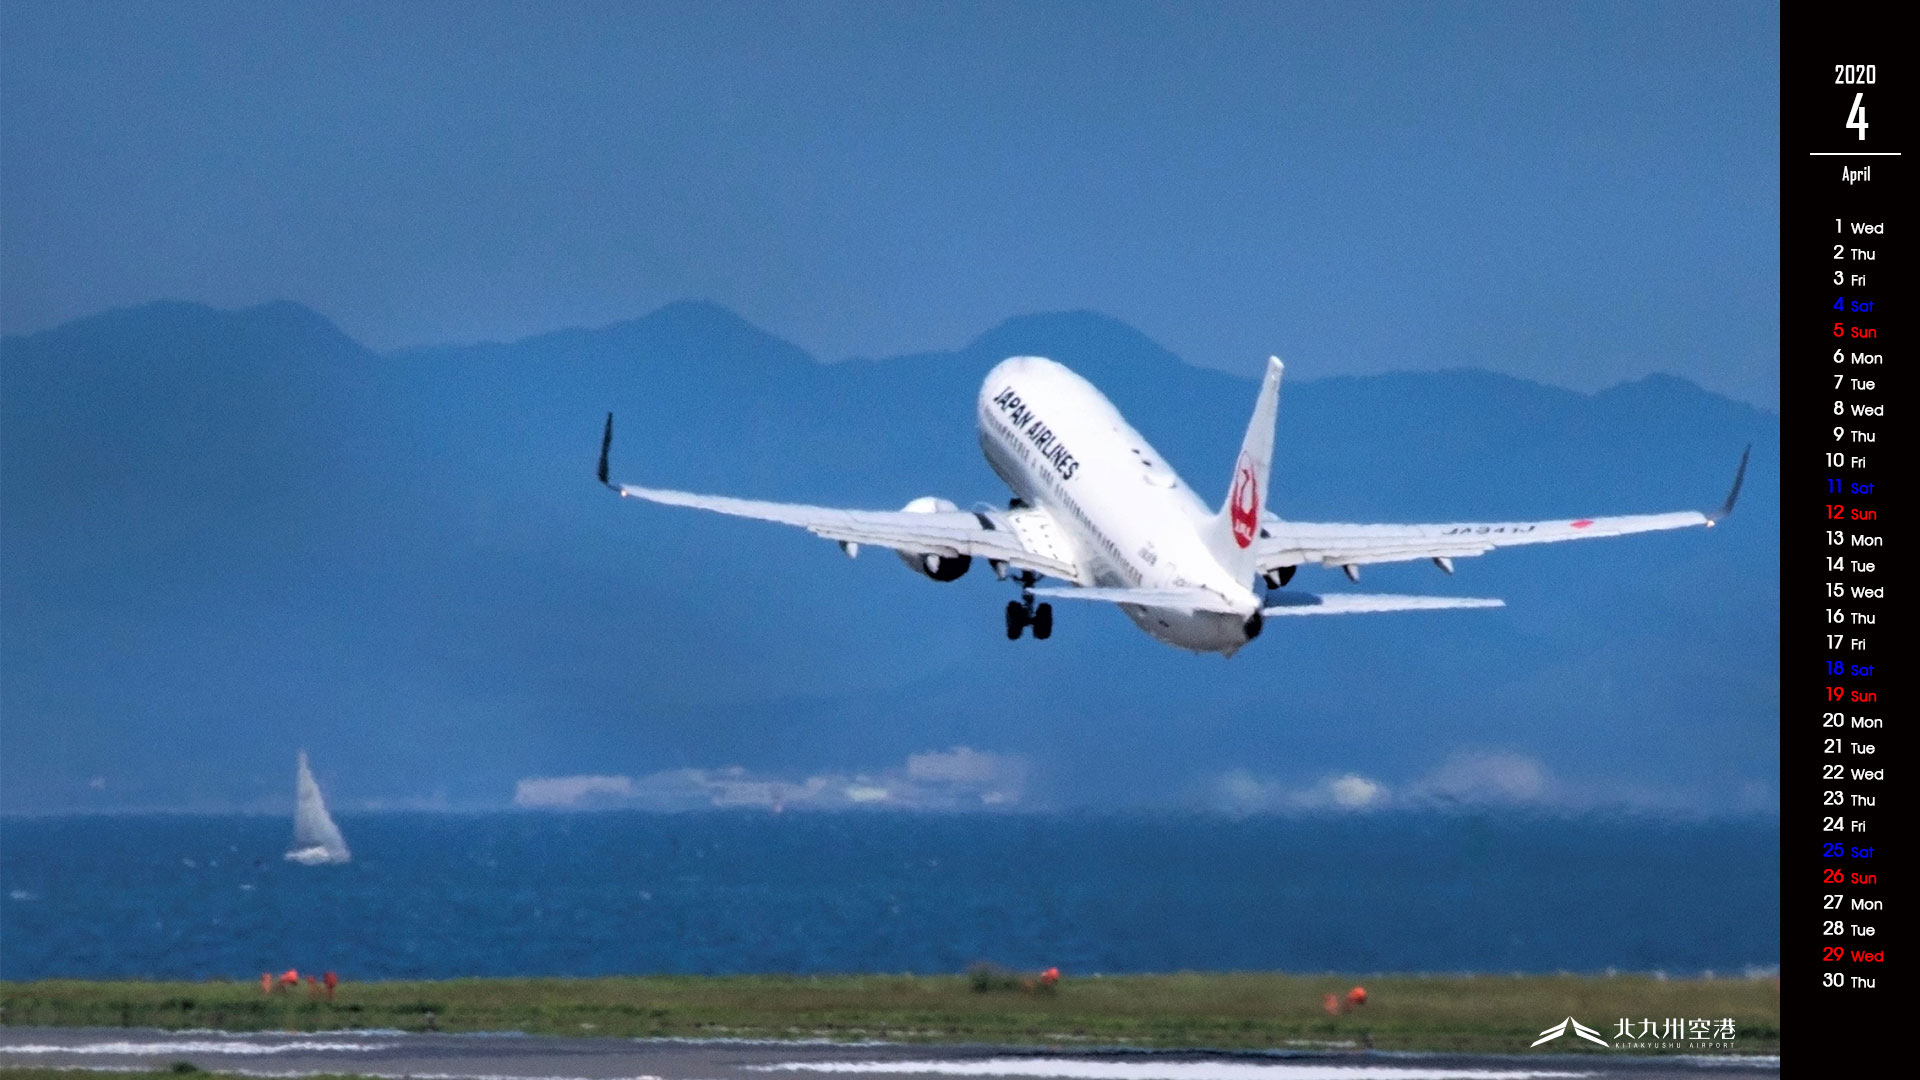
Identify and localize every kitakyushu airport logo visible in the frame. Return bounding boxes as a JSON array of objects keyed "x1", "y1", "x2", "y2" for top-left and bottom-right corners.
[
  {"x1": 1531, "y1": 1017, "x2": 1609, "y2": 1047},
  {"x1": 1530, "y1": 1016, "x2": 1739, "y2": 1051},
  {"x1": 1609, "y1": 1017, "x2": 1738, "y2": 1050}
]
